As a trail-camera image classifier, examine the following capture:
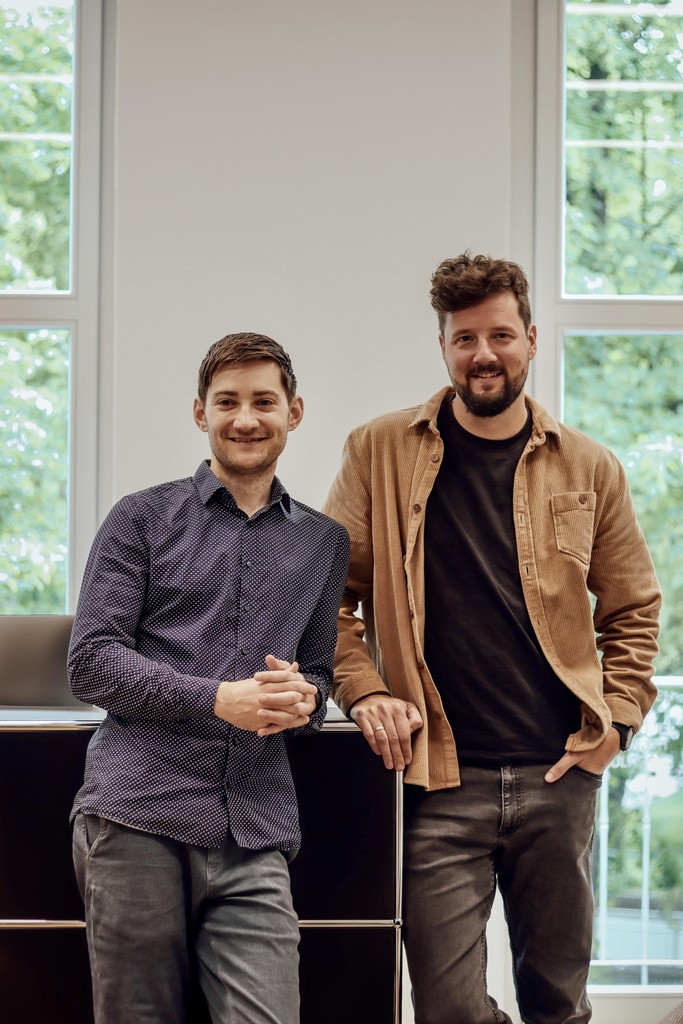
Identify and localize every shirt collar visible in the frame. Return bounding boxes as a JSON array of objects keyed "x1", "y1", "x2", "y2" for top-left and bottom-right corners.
[
  {"x1": 410, "y1": 387, "x2": 562, "y2": 447},
  {"x1": 193, "y1": 461, "x2": 292, "y2": 514},
  {"x1": 410, "y1": 387, "x2": 454, "y2": 432},
  {"x1": 525, "y1": 394, "x2": 562, "y2": 445}
]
